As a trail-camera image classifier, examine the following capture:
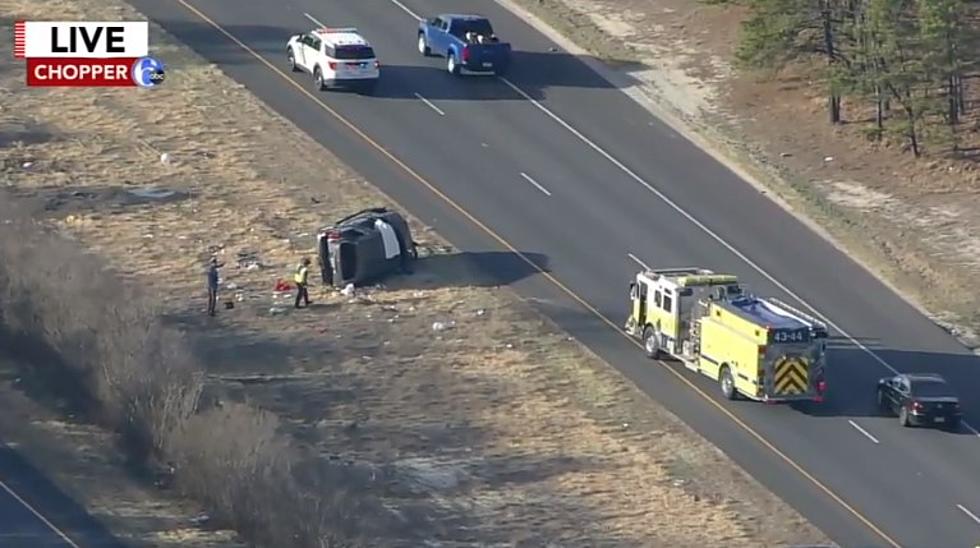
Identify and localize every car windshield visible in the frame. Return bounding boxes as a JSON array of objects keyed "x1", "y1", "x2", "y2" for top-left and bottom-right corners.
[
  {"x1": 451, "y1": 19, "x2": 494, "y2": 38},
  {"x1": 911, "y1": 379, "x2": 955, "y2": 398},
  {"x1": 334, "y1": 45, "x2": 375, "y2": 60}
]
